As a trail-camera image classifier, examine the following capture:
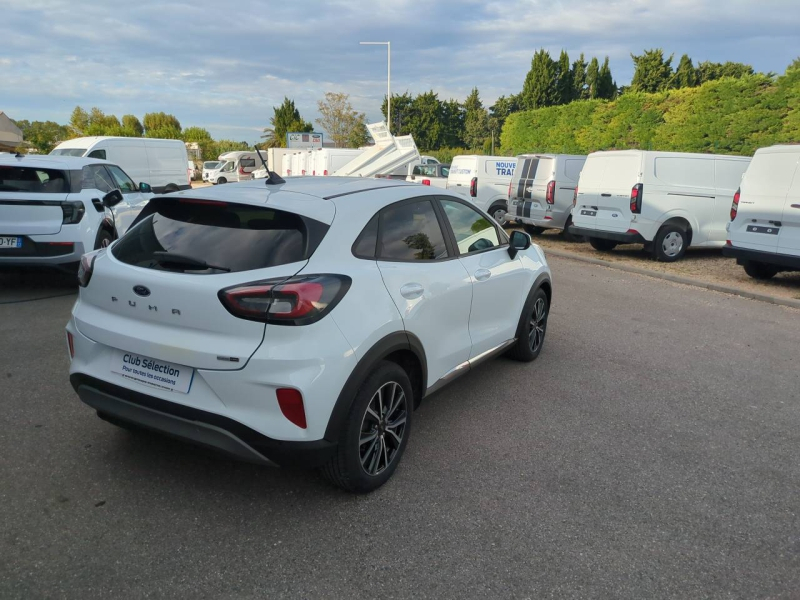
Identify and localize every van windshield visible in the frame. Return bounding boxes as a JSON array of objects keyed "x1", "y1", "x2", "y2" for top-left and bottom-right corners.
[
  {"x1": 50, "y1": 148, "x2": 87, "y2": 157},
  {"x1": 203, "y1": 161, "x2": 222, "y2": 169}
]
